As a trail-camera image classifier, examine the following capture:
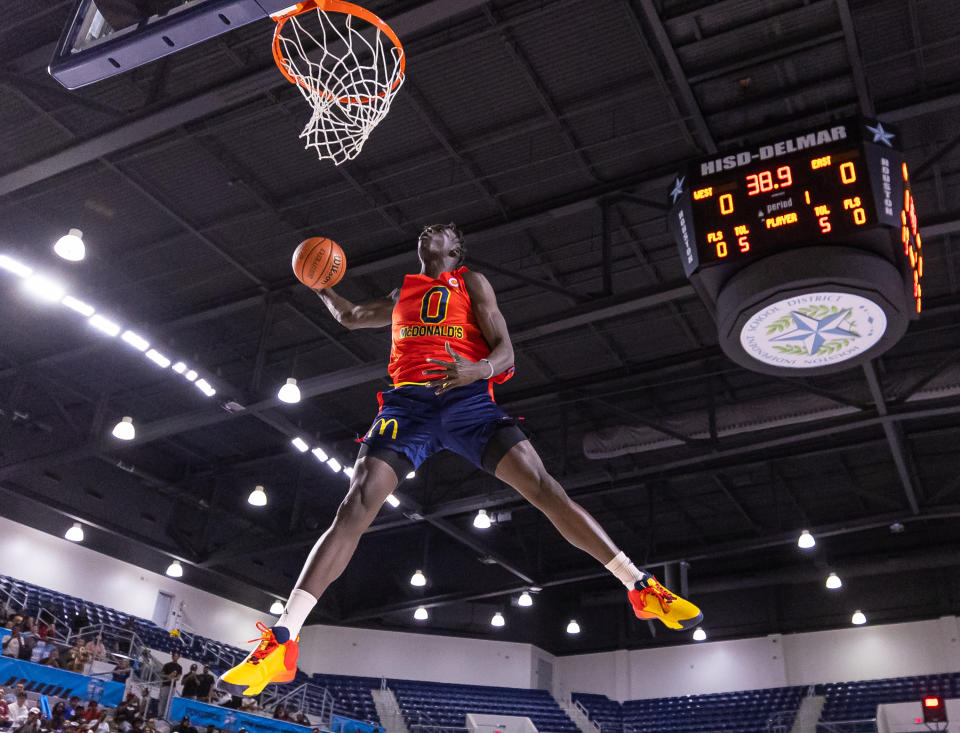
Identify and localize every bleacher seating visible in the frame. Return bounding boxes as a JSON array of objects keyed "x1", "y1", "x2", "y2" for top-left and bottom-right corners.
[
  {"x1": 816, "y1": 672, "x2": 960, "y2": 732},
  {"x1": 390, "y1": 678, "x2": 577, "y2": 732},
  {"x1": 575, "y1": 687, "x2": 805, "y2": 733},
  {"x1": 311, "y1": 673, "x2": 381, "y2": 724}
]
